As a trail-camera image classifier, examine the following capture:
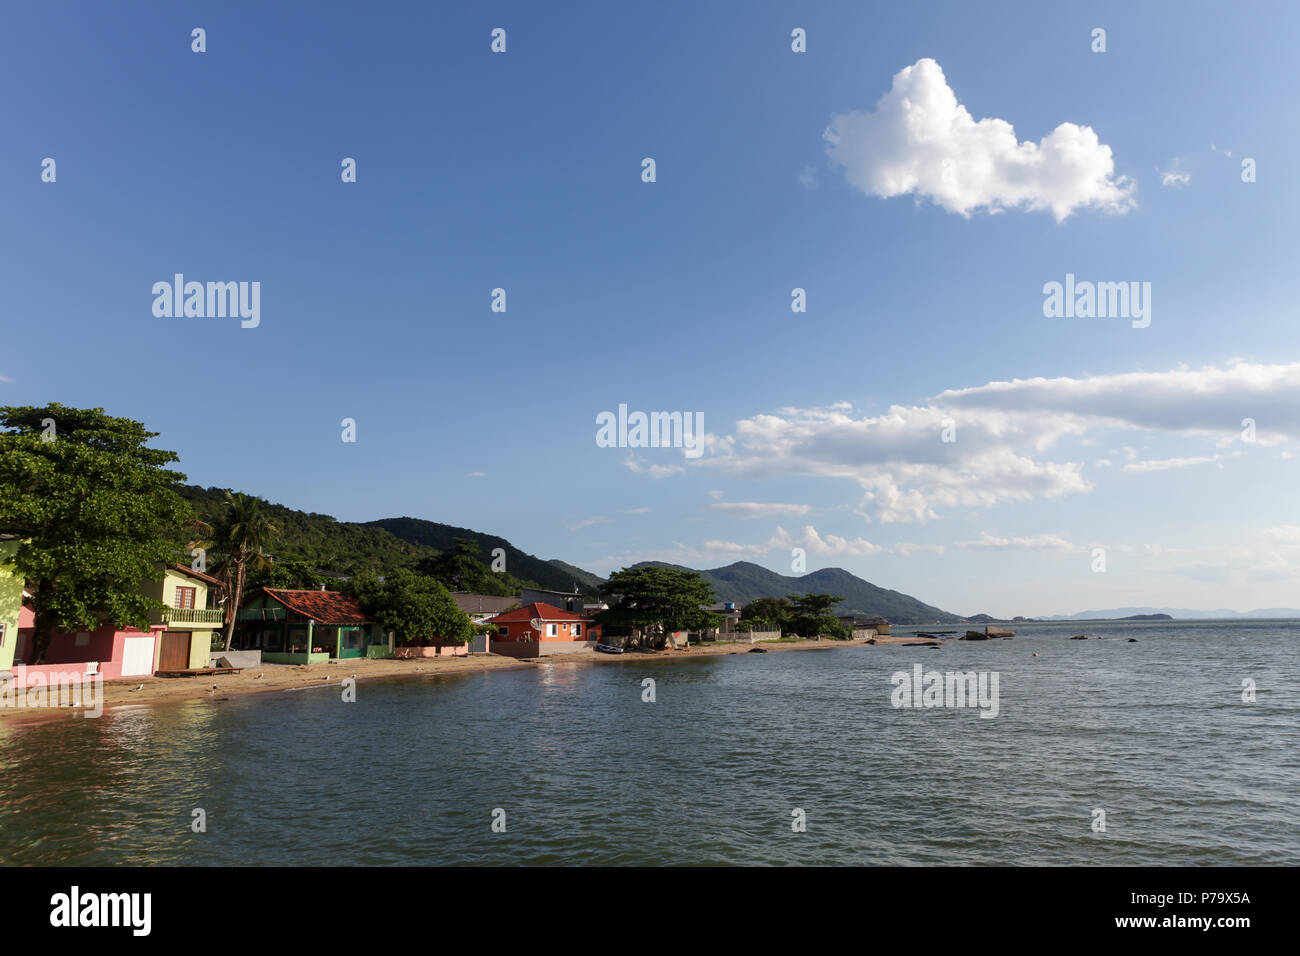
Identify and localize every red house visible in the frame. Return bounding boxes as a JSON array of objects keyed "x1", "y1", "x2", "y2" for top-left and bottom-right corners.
[{"x1": 485, "y1": 602, "x2": 600, "y2": 658}]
